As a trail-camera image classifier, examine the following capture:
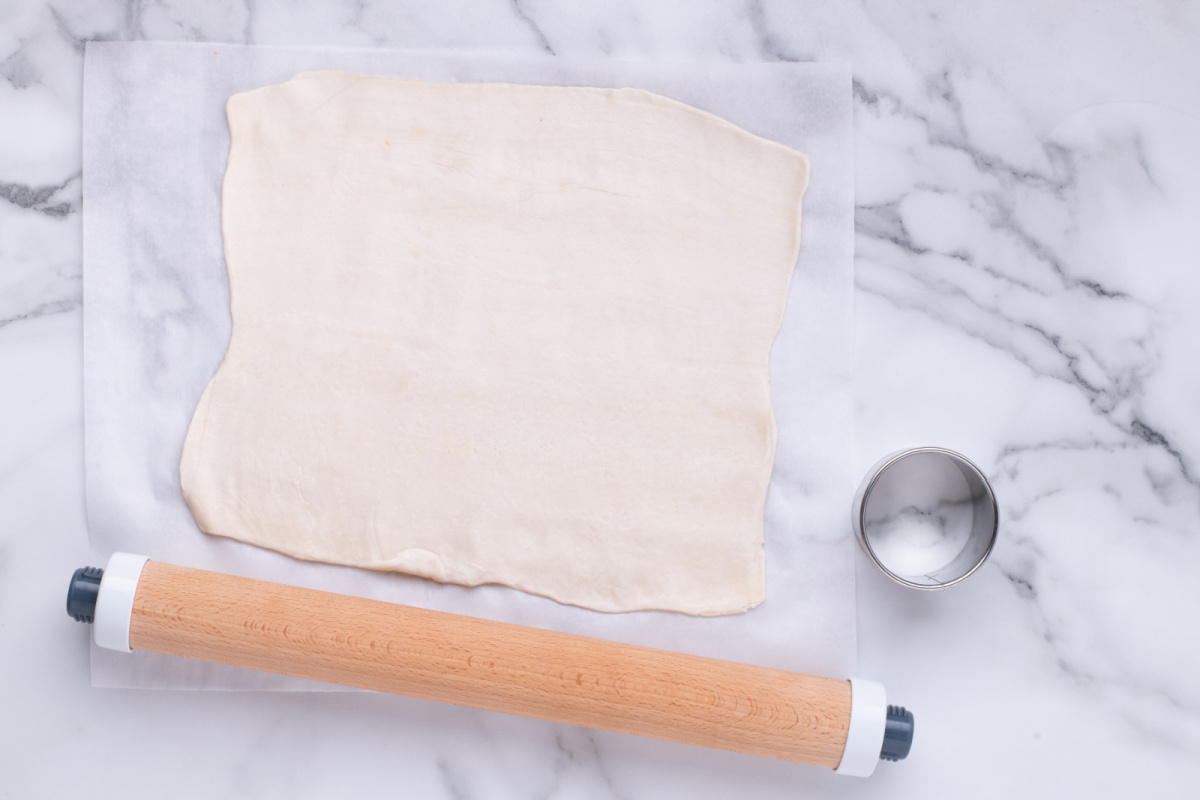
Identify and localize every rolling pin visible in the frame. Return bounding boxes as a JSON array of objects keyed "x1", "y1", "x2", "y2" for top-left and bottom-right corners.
[{"x1": 66, "y1": 553, "x2": 913, "y2": 776}]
